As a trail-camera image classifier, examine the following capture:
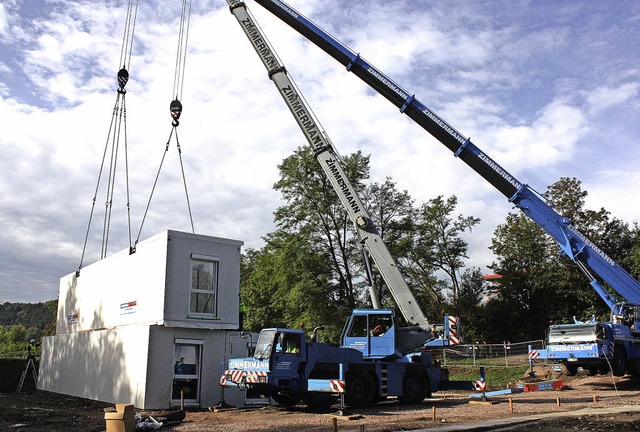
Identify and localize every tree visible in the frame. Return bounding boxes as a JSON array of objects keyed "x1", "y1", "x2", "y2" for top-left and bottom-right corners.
[
  {"x1": 242, "y1": 147, "x2": 484, "y2": 341},
  {"x1": 544, "y1": 178, "x2": 637, "y2": 320},
  {"x1": 623, "y1": 223, "x2": 640, "y2": 280},
  {"x1": 418, "y1": 196, "x2": 480, "y2": 304},
  {"x1": 240, "y1": 230, "x2": 348, "y2": 343},
  {"x1": 361, "y1": 177, "x2": 416, "y2": 308},
  {"x1": 488, "y1": 177, "x2": 639, "y2": 341},
  {"x1": 273, "y1": 146, "x2": 371, "y2": 310},
  {"x1": 455, "y1": 267, "x2": 487, "y2": 343}
]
